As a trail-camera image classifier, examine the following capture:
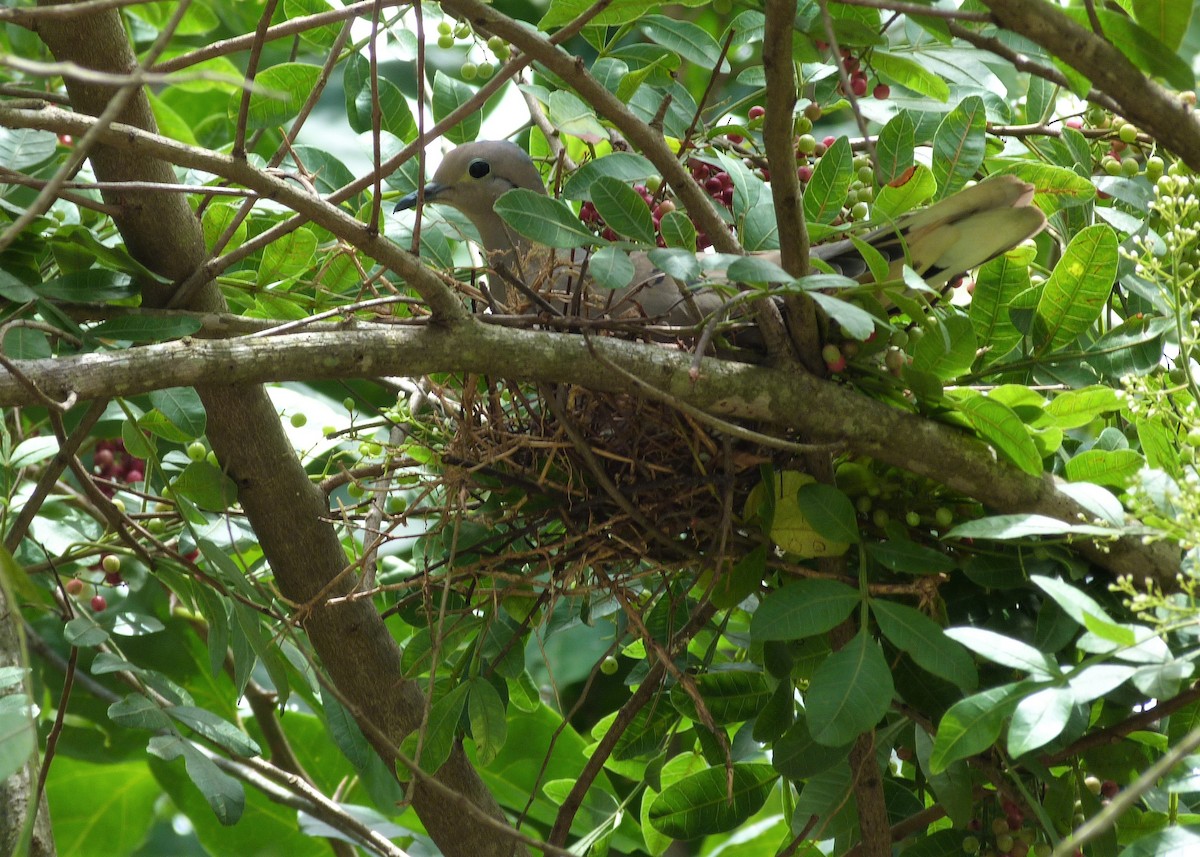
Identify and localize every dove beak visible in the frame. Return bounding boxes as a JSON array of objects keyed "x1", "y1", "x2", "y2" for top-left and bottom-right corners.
[{"x1": 394, "y1": 181, "x2": 447, "y2": 213}]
